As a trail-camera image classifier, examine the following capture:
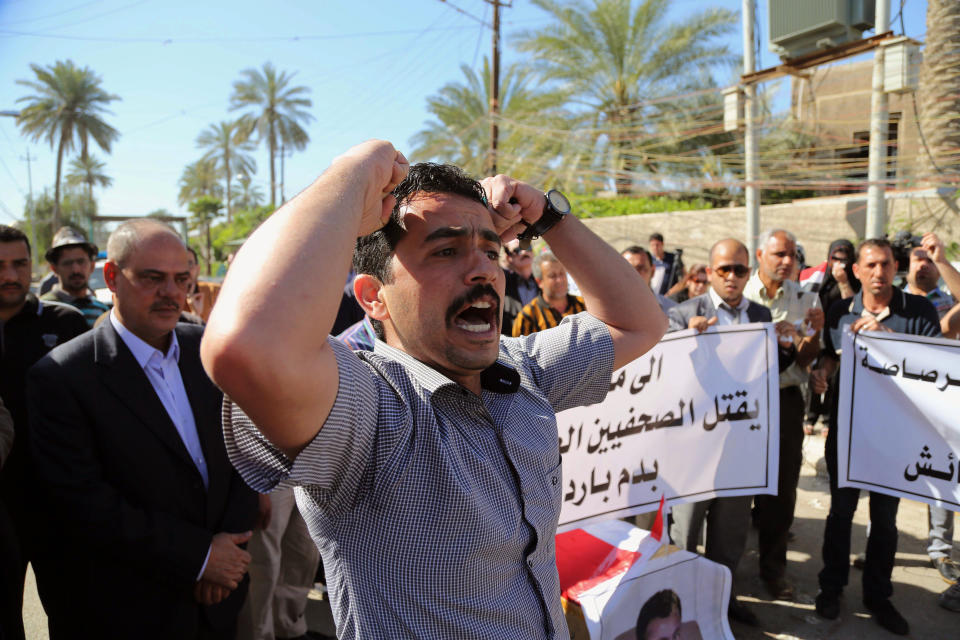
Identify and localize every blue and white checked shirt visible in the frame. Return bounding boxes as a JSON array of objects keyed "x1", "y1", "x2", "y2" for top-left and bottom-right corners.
[{"x1": 224, "y1": 312, "x2": 614, "y2": 639}]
